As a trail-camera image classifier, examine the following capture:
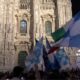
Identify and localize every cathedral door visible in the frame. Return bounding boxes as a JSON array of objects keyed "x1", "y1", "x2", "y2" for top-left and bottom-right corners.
[{"x1": 18, "y1": 51, "x2": 27, "y2": 67}]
